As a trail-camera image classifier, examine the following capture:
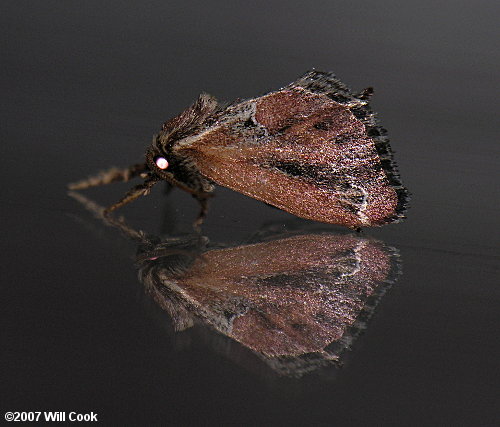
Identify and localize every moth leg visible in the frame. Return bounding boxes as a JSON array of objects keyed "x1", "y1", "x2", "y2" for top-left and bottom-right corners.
[
  {"x1": 68, "y1": 163, "x2": 149, "y2": 190},
  {"x1": 104, "y1": 176, "x2": 160, "y2": 216},
  {"x1": 192, "y1": 193, "x2": 212, "y2": 230}
]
